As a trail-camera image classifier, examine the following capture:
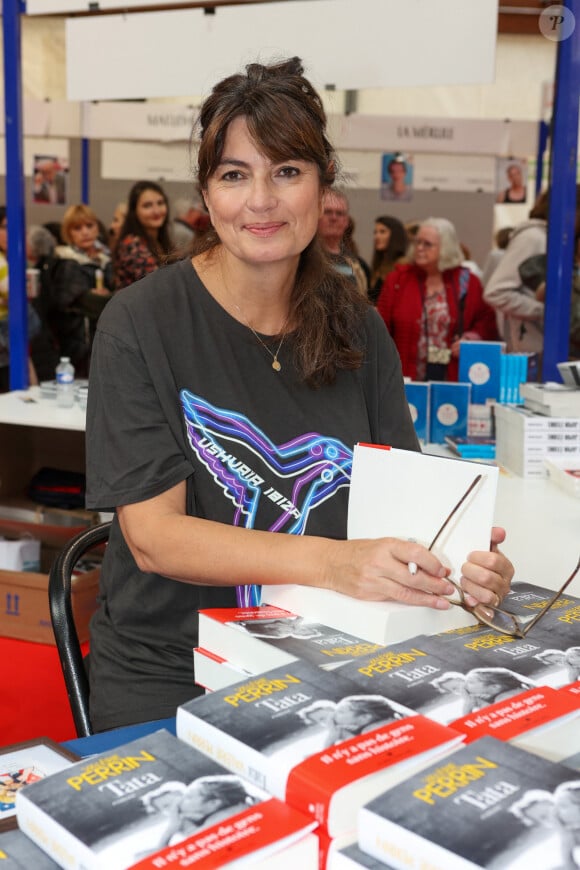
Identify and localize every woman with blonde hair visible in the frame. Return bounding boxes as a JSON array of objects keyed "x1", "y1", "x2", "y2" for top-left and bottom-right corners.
[
  {"x1": 48, "y1": 203, "x2": 113, "y2": 375},
  {"x1": 377, "y1": 216, "x2": 498, "y2": 380}
]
